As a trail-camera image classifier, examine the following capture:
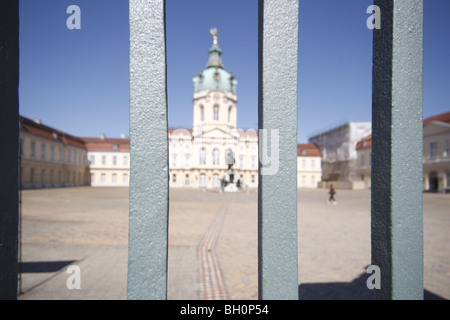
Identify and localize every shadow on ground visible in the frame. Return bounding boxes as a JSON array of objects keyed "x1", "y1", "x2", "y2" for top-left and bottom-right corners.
[
  {"x1": 298, "y1": 272, "x2": 446, "y2": 300},
  {"x1": 20, "y1": 260, "x2": 76, "y2": 273}
]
